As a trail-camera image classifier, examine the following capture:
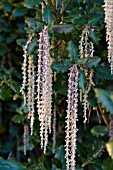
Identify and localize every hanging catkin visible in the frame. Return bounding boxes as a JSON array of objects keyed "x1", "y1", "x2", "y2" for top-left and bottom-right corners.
[
  {"x1": 65, "y1": 64, "x2": 79, "y2": 170},
  {"x1": 104, "y1": 0, "x2": 113, "y2": 74},
  {"x1": 21, "y1": 34, "x2": 35, "y2": 135},
  {"x1": 20, "y1": 35, "x2": 33, "y2": 106},
  {"x1": 23, "y1": 124, "x2": 29, "y2": 155},
  {"x1": 37, "y1": 26, "x2": 53, "y2": 153},
  {"x1": 28, "y1": 55, "x2": 35, "y2": 135},
  {"x1": 79, "y1": 25, "x2": 94, "y2": 124},
  {"x1": 52, "y1": 92, "x2": 57, "y2": 154}
]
